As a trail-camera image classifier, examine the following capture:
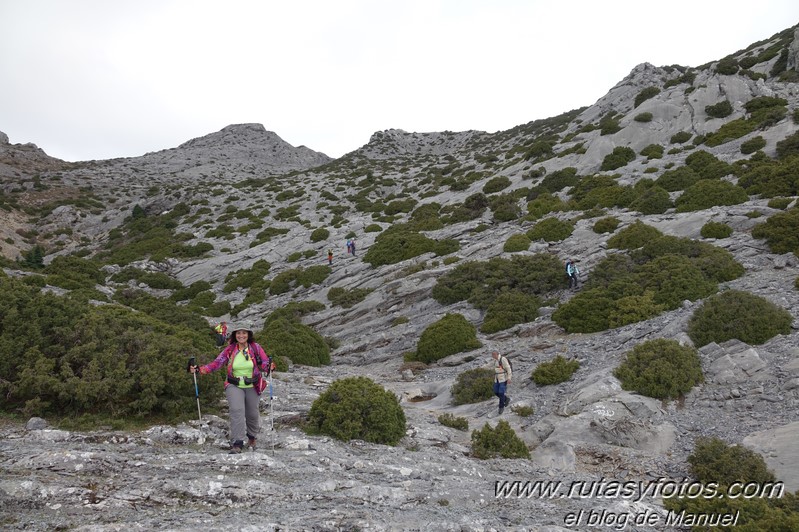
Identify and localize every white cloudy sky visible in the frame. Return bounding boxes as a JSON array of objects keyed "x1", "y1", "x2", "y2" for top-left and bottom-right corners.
[{"x1": 1, "y1": 1, "x2": 797, "y2": 162}]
